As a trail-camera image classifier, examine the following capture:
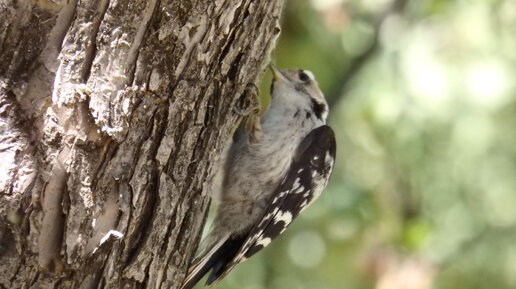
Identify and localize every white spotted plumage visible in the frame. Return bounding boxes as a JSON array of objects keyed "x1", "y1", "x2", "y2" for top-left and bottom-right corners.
[{"x1": 181, "y1": 66, "x2": 336, "y2": 289}]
